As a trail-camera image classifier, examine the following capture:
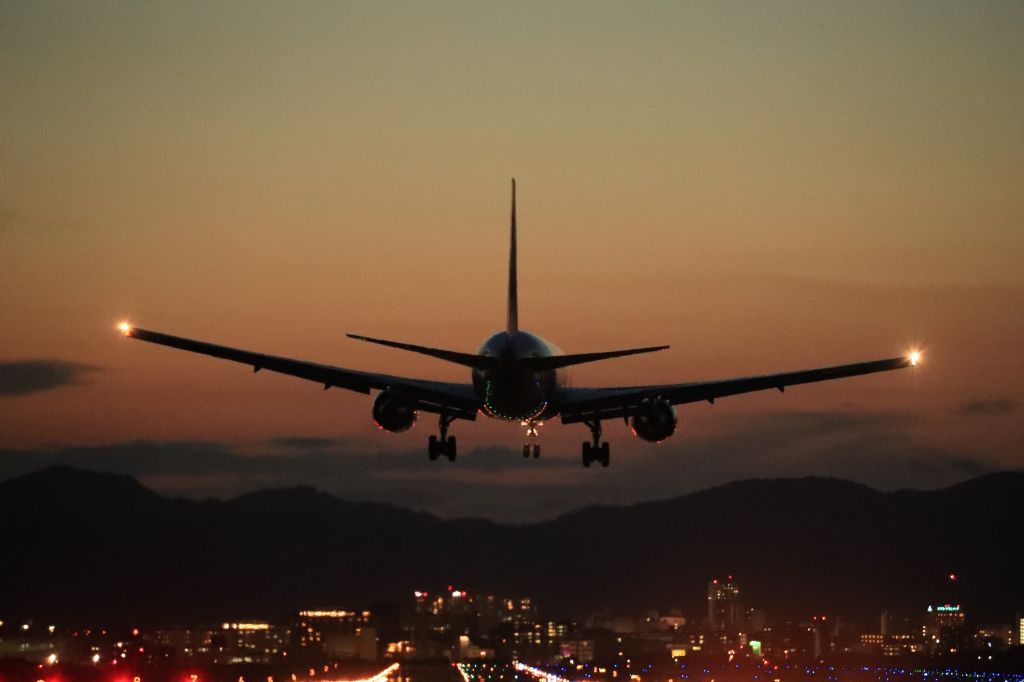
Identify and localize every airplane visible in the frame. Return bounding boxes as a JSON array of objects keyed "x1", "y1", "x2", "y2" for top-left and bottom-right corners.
[{"x1": 118, "y1": 179, "x2": 920, "y2": 467}]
